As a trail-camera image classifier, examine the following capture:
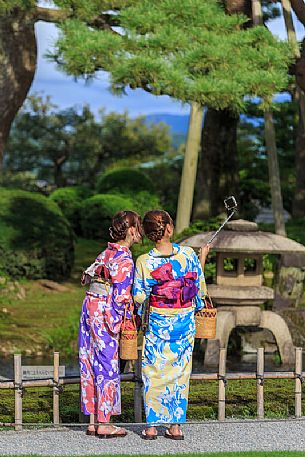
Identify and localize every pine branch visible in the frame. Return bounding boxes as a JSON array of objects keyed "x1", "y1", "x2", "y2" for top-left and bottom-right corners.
[
  {"x1": 34, "y1": 6, "x2": 118, "y2": 29},
  {"x1": 34, "y1": 7, "x2": 68, "y2": 23}
]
